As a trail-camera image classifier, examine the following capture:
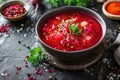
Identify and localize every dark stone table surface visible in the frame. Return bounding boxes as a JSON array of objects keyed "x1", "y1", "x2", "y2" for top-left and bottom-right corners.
[{"x1": 0, "y1": 0, "x2": 120, "y2": 80}]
